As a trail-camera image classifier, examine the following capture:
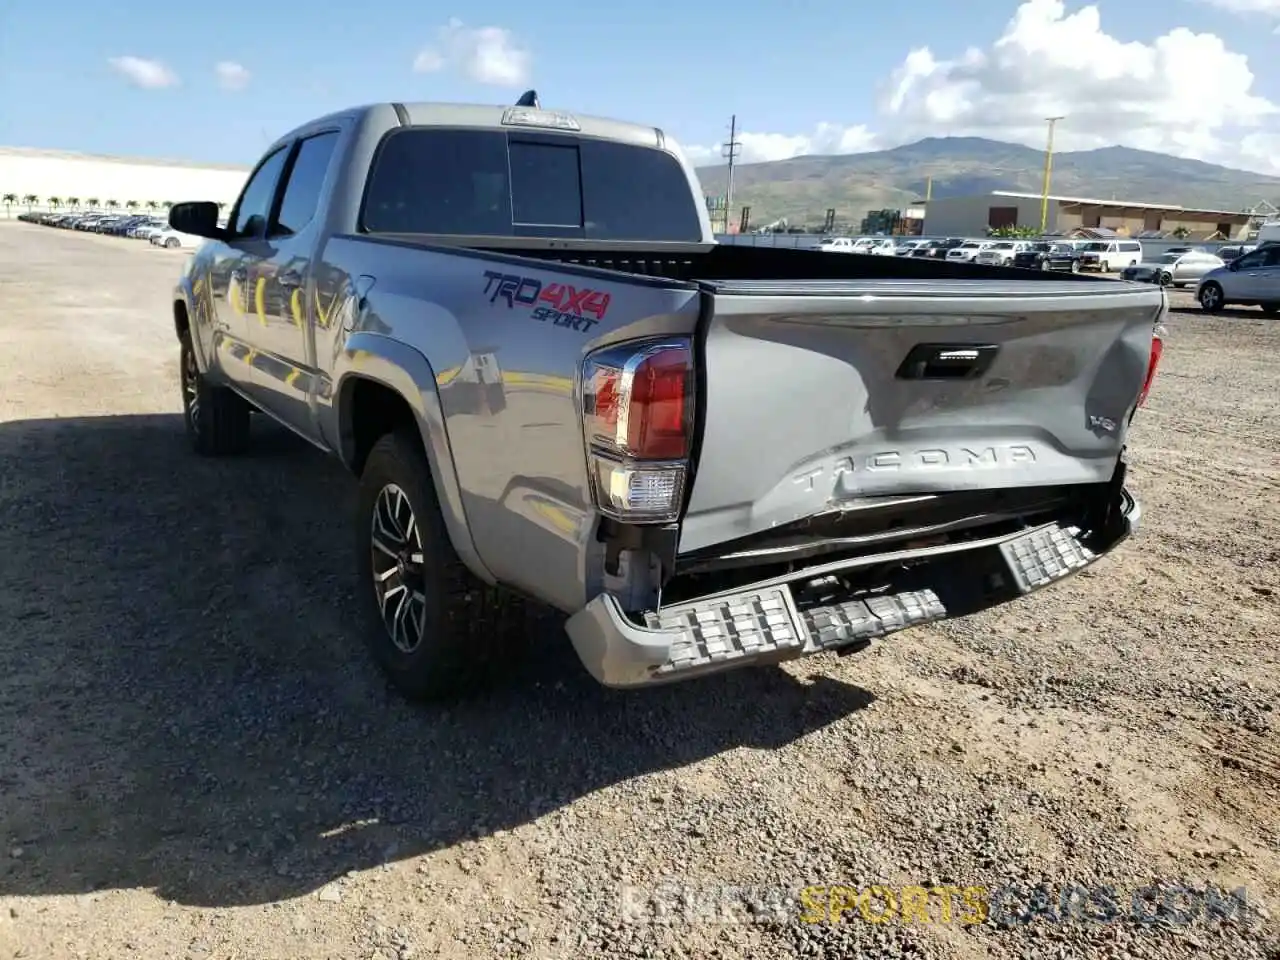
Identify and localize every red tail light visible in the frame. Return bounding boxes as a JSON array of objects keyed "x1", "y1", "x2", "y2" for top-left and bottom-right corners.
[
  {"x1": 1136, "y1": 326, "x2": 1164, "y2": 408},
  {"x1": 584, "y1": 342, "x2": 691, "y2": 460},
  {"x1": 583, "y1": 339, "x2": 694, "y2": 523}
]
